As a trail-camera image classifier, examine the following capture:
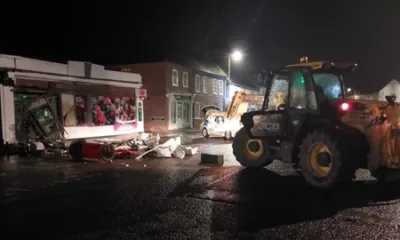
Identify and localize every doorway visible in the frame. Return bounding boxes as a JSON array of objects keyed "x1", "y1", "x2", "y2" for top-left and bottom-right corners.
[
  {"x1": 170, "y1": 95, "x2": 192, "y2": 130},
  {"x1": 176, "y1": 101, "x2": 183, "y2": 126}
]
